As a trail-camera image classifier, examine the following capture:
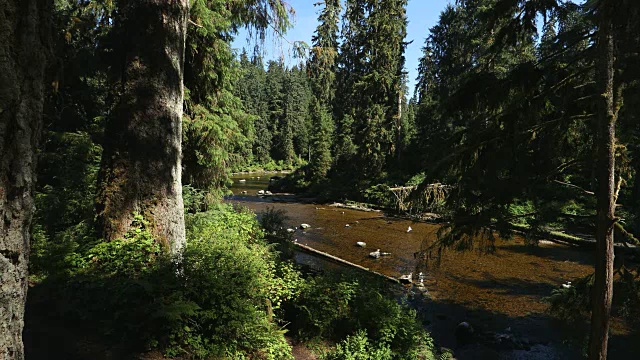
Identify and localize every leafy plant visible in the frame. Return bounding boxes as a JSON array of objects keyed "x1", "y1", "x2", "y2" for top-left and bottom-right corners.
[
  {"x1": 324, "y1": 330, "x2": 392, "y2": 360},
  {"x1": 289, "y1": 271, "x2": 436, "y2": 359}
]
